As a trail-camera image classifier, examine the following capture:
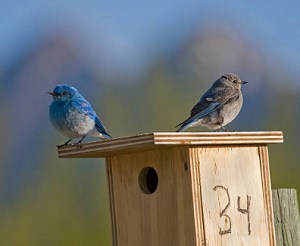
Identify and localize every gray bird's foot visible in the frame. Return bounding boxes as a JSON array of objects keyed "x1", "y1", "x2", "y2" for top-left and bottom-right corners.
[
  {"x1": 222, "y1": 127, "x2": 236, "y2": 132},
  {"x1": 222, "y1": 127, "x2": 228, "y2": 132},
  {"x1": 218, "y1": 124, "x2": 229, "y2": 132},
  {"x1": 57, "y1": 139, "x2": 72, "y2": 147}
]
